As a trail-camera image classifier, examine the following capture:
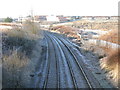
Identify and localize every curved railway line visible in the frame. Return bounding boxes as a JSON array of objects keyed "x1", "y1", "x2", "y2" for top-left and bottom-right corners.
[
  {"x1": 48, "y1": 34, "x2": 92, "y2": 88},
  {"x1": 35, "y1": 31, "x2": 102, "y2": 89}
]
